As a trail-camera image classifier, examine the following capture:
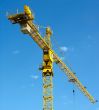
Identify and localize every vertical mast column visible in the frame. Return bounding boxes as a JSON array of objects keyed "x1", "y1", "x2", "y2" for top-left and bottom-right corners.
[{"x1": 42, "y1": 27, "x2": 53, "y2": 110}]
